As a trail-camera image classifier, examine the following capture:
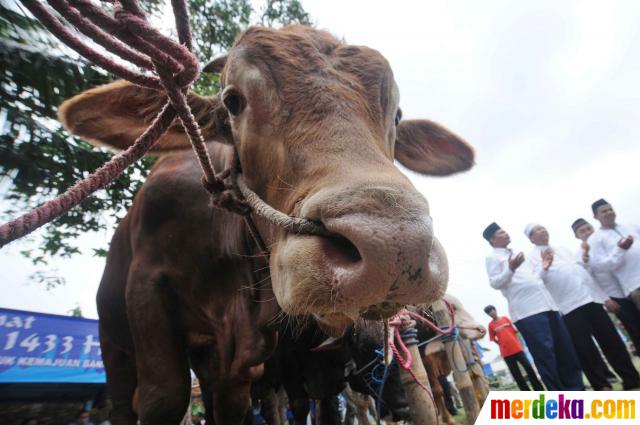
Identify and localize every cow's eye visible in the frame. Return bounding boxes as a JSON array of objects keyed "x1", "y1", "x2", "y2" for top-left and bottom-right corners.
[
  {"x1": 222, "y1": 89, "x2": 245, "y2": 116},
  {"x1": 394, "y1": 108, "x2": 402, "y2": 126}
]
